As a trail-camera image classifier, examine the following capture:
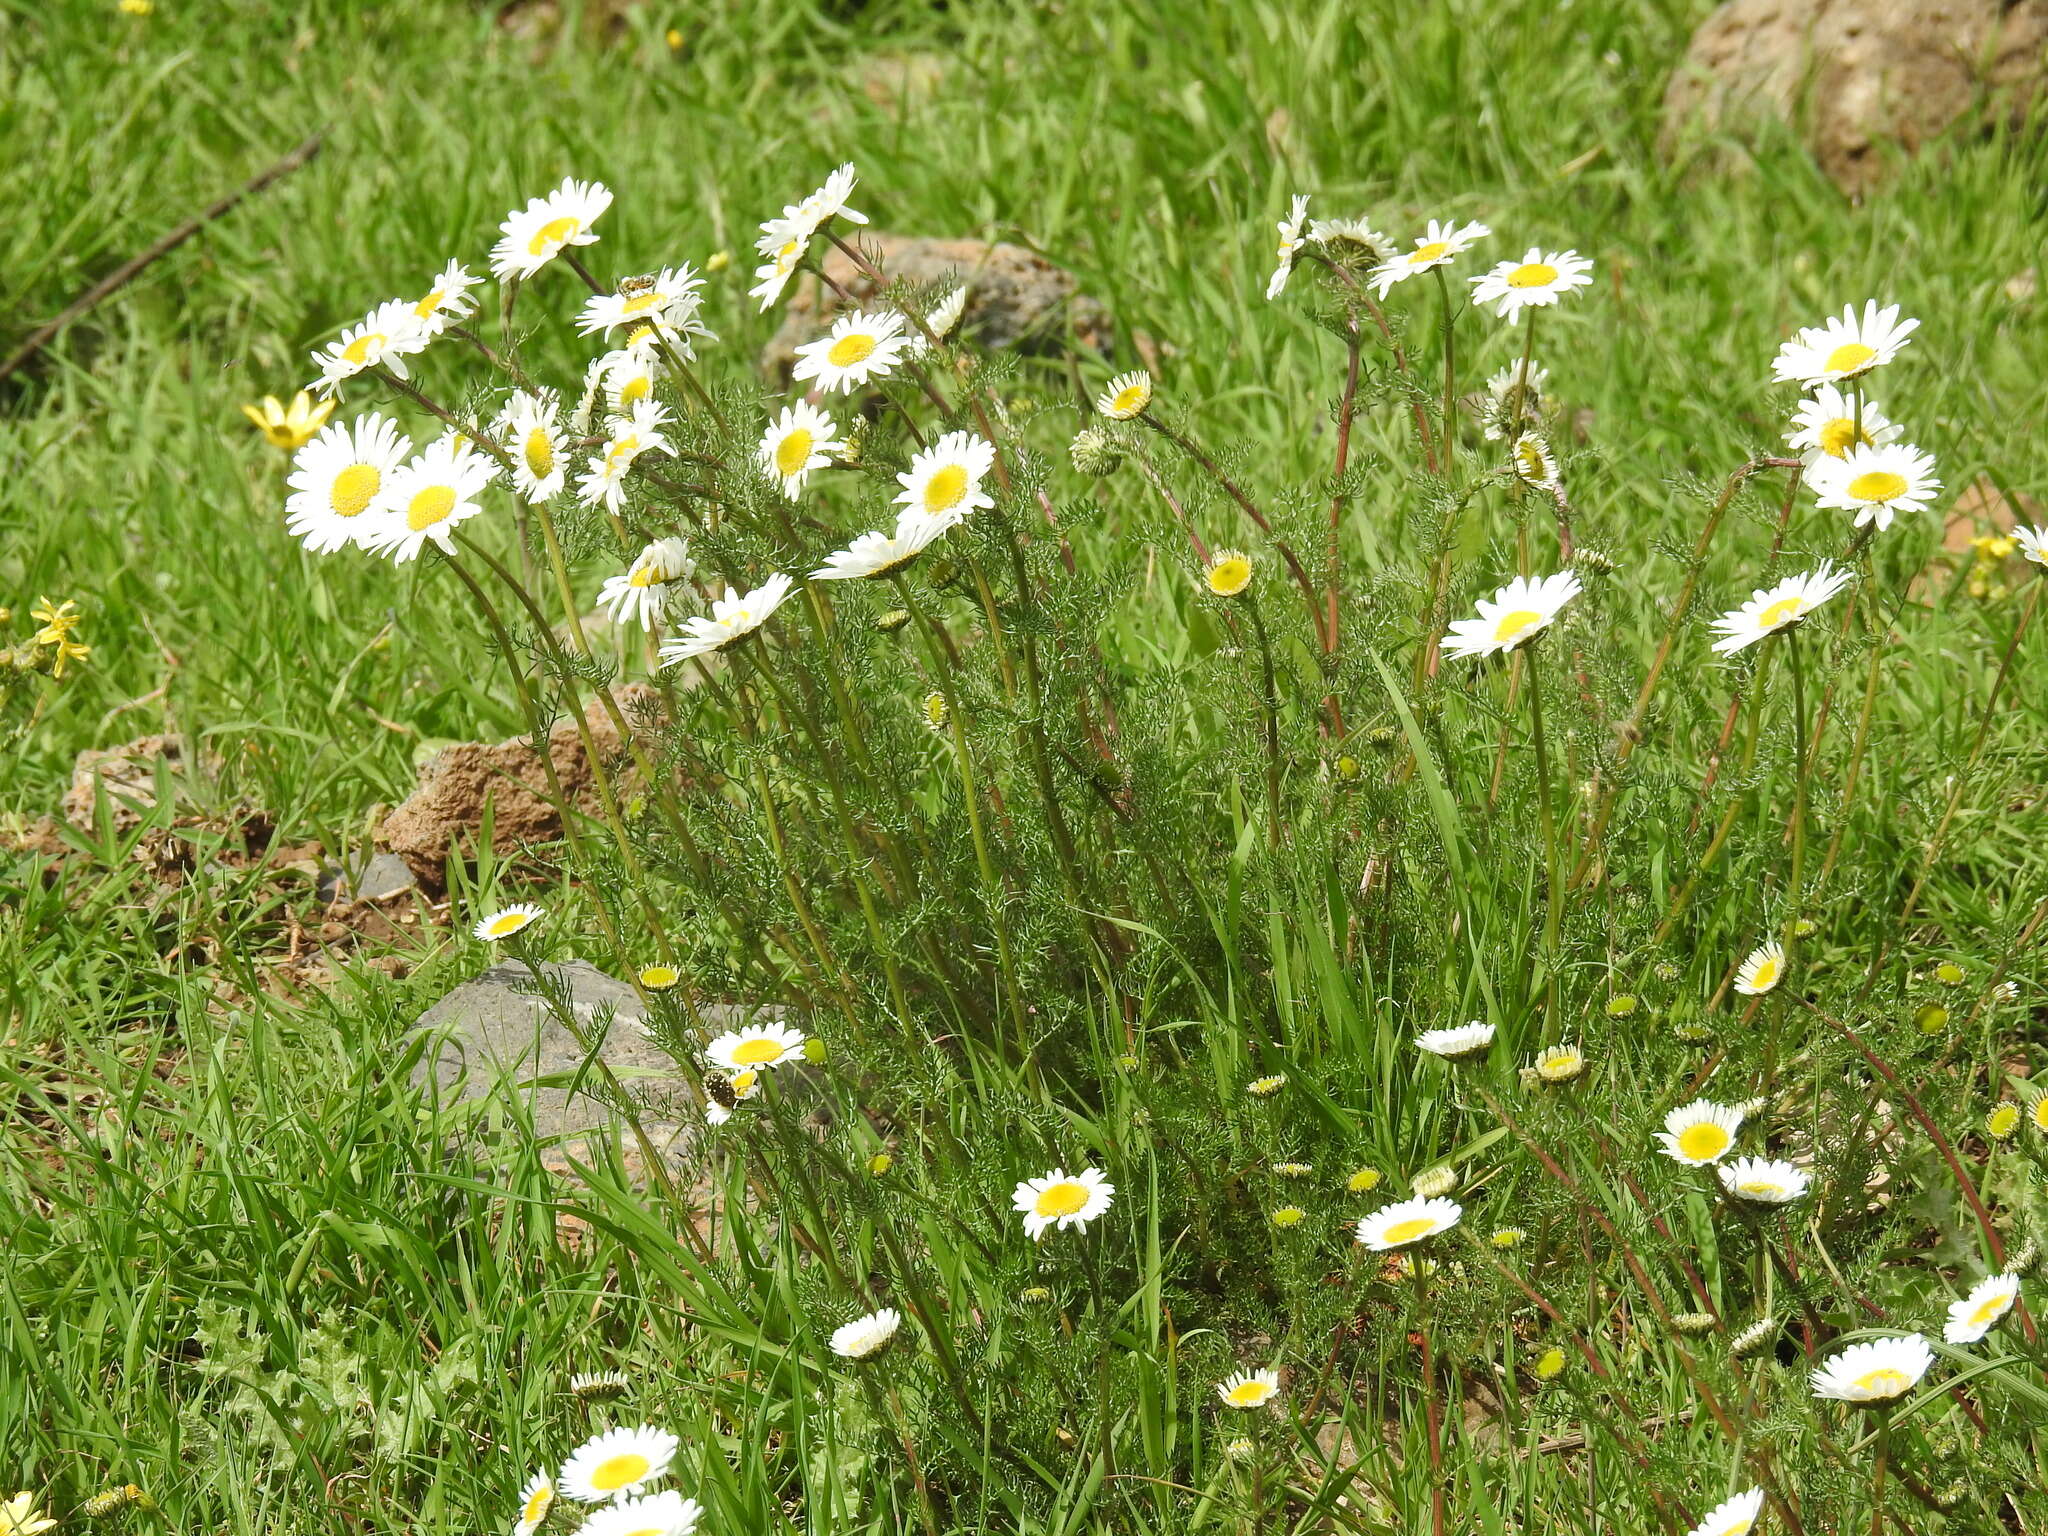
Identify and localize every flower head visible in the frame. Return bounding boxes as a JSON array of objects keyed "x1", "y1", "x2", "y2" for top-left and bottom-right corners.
[
  {"x1": 570, "y1": 1370, "x2": 630, "y2": 1402},
  {"x1": 659, "y1": 573, "x2": 796, "y2": 666},
  {"x1": 1718, "y1": 1156, "x2": 1809, "y2": 1204},
  {"x1": 1012, "y1": 1166, "x2": 1114, "y2": 1241},
  {"x1": 573, "y1": 1492, "x2": 701, "y2": 1536},
  {"x1": 598, "y1": 538, "x2": 694, "y2": 630},
  {"x1": 0, "y1": 1495, "x2": 55, "y2": 1536},
  {"x1": 894, "y1": 430, "x2": 997, "y2": 524},
  {"x1": 491, "y1": 177, "x2": 613, "y2": 281},
  {"x1": 1216, "y1": 1368, "x2": 1281, "y2": 1408},
  {"x1": 578, "y1": 266, "x2": 706, "y2": 338},
  {"x1": 831, "y1": 1307, "x2": 903, "y2": 1359},
  {"x1": 513, "y1": 1475, "x2": 554, "y2": 1536},
  {"x1": 1810, "y1": 1334, "x2": 1934, "y2": 1404},
  {"x1": 1204, "y1": 549, "x2": 1253, "y2": 597},
  {"x1": 557, "y1": 1424, "x2": 679, "y2": 1503},
  {"x1": 1246, "y1": 1074, "x2": 1287, "y2": 1098},
  {"x1": 1309, "y1": 216, "x2": 1391, "y2": 265},
  {"x1": 579, "y1": 400, "x2": 674, "y2": 513},
  {"x1": 285, "y1": 415, "x2": 411, "y2": 552},
  {"x1": 1710, "y1": 561, "x2": 1854, "y2": 654},
  {"x1": 361, "y1": 436, "x2": 499, "y2": 563},
  {"x1": 792, "y1": 310, "x2": 911, "y2": 393},
  {"x1": 1786, "y1": 383, "x2": 1902, "y2": 465},
  {"x1": 758, "y1": 401, "x2": 840, "y2": 500},
  {"x1": 1734, "y1": 941, "x2": 1784, "y2": 996},
  {"x1": 1416, "y1": 1022, "x2": 1495, "y2": 1059},
  {"x1": 1684, "y1": 1487, "x2": 1764, "y2": 1536},
  {"x1": 474, "y1": 903, "x2": 544, "y2": 943},
  {"x1": 705, "y1": 1021, "x2": 807, "y2": 1072},
  {"x1": 1370, "y1": 219, "x2": 1491, "y2": 298},
  {"x1": 310, "y1": 299, "x2": 432, "y2": 397},
  {"x1": 1656, "y1": 1099, "x2": 1746, "y2": 1166},
  {"x1": 1808, "y1": 443, "x2": 1941, "y2": 531},
  {"x1": 2013, "y1": 525, "x2": 2048, "y2": 569},
  {"x1": 1442, "y1": 570, "x2": 1582, "y2": 660},
  {"x1": 1355, "y1": 1195, "x2": 1461, "y2": 1251},
  {"x1": 1944, "y1": 1274, "x2": 2021, "y2": 1345},
  {"x1": 1469, "y1": 248, "x2": 1593, "y2": 322},
  {"x1": 1772, "y1": 301, "x2": 1918, "y2": 387},
  {"x1": 242, "y1": 390, "x2": 335, "y2": 451},
  {"x1": 1482, "y1": 360, "x2": 1549, "y2": 441},
  {"x1": 1096, "y1": 369, "x2": 1153, "y2": 420},
  {"x1": 500, "y1": 389, "x2": 566, "y2": 503},
  {"x1": 1533, "y1": 1044, "x2": 1584, "y2": 1082},
  {"x1": 411, "y1": 260, "x2": 483, "y2": 335},
  {"x1": 1266, "y1": 194, "x2": 1311, "y2": 301},
  {"x1": 813, "y1": 511, "x2": 958, "y2": 582}
]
